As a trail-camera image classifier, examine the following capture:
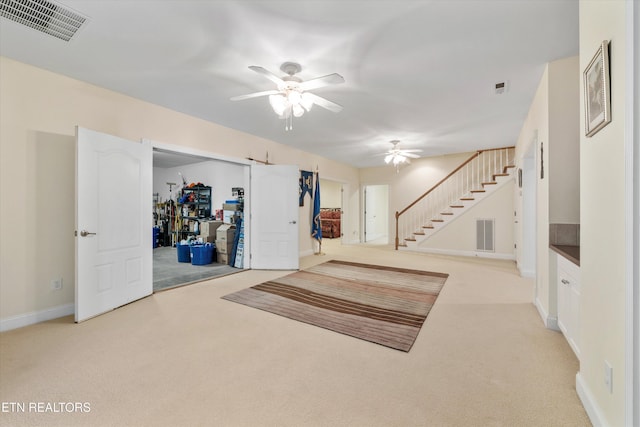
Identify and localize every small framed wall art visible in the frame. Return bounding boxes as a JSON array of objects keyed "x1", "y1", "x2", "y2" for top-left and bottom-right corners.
[{"x1": 583, "y1": 40, "x2": 611, "y2": 137}]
